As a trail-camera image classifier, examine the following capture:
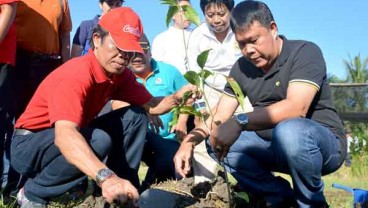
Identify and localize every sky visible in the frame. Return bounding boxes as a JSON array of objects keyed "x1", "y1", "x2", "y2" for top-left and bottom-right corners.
[{"x1": 69, "y1": 0, "x2": 368, "y2": 79}]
